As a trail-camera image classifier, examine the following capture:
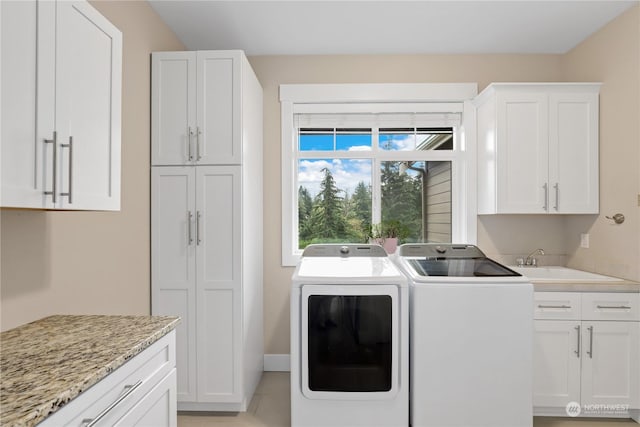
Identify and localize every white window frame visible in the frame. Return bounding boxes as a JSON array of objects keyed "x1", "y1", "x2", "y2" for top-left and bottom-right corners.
[{"x1": 280, "y1": 83, "x2": 478, "y2": 266}]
